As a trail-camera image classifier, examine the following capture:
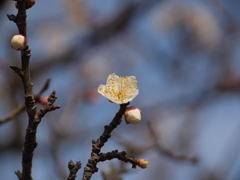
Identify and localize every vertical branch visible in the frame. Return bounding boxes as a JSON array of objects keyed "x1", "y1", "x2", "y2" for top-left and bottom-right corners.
[
  {"x1": 10, "y1": 1, "x2": 36, "y2": 180},
  {"x1": 7, "y1": 1, "x2": 60, "y2": 180},
  {"x1": 16, "y1": 0, "x2": 27, "y2": 38},
  {"x1": 16, "y1": 1, "x2": 35, "y2": 180},
  {"x1": 16, "y1": 0, "x2": 32, "y2": 95}
]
